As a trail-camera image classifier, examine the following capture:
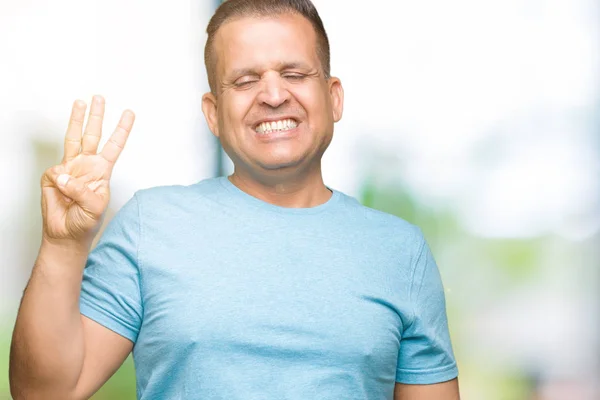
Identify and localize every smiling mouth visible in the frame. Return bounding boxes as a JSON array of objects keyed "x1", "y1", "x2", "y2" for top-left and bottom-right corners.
[{"x1": 254, "y1": 118, "x2": 299, "y2": 135}]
